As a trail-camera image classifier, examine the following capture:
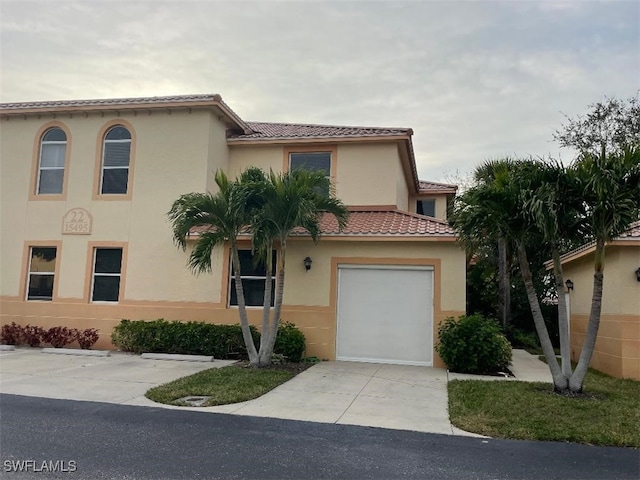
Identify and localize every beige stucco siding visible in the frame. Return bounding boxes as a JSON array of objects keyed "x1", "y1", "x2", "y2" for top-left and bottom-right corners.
[
  {"x1": 563, "y1": 244, "x2": 640, "y2": 379},
  {"x1": 282, "y1": 239, "x2": 465, "y2": 311},
  {"x1": 395, "y1": 148, "x2": 409, "y2": 211},
  {"x1": 0, "y1": 110, "x2": 225, "y2": 302},
  {"x1": 228, "y1": 145, "x2": 284, "y2": 179},
  {"x1": 335, "y1": 143, "x2": 401, "y2": 207},
  {"x1": 408, "y1": 194, "x2": 449, "y2": 220}
]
